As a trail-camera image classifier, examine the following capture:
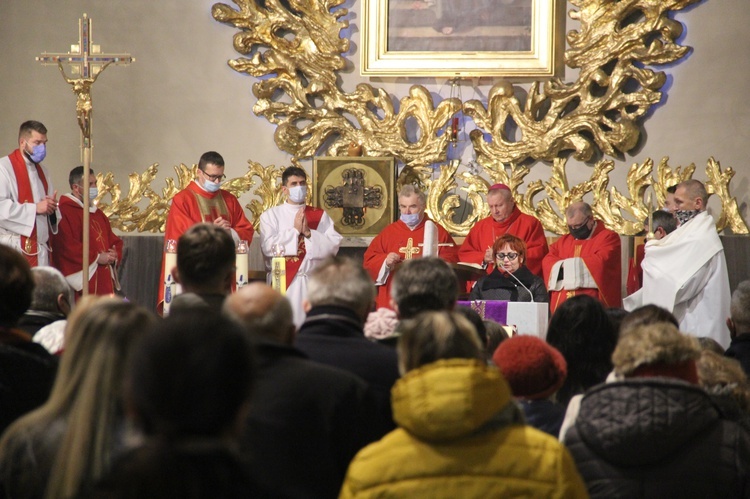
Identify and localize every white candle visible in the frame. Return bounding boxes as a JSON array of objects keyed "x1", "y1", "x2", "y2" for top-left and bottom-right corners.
[
  {"x1": 423, "y1": 220, "x2": 438, "y2": 257},
  {"x1": 236, "y1": 240, "x2": 249, "y2": 290},
  {"x1": 163, "y1": 239, "x2": 178, "y2": 316}
]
